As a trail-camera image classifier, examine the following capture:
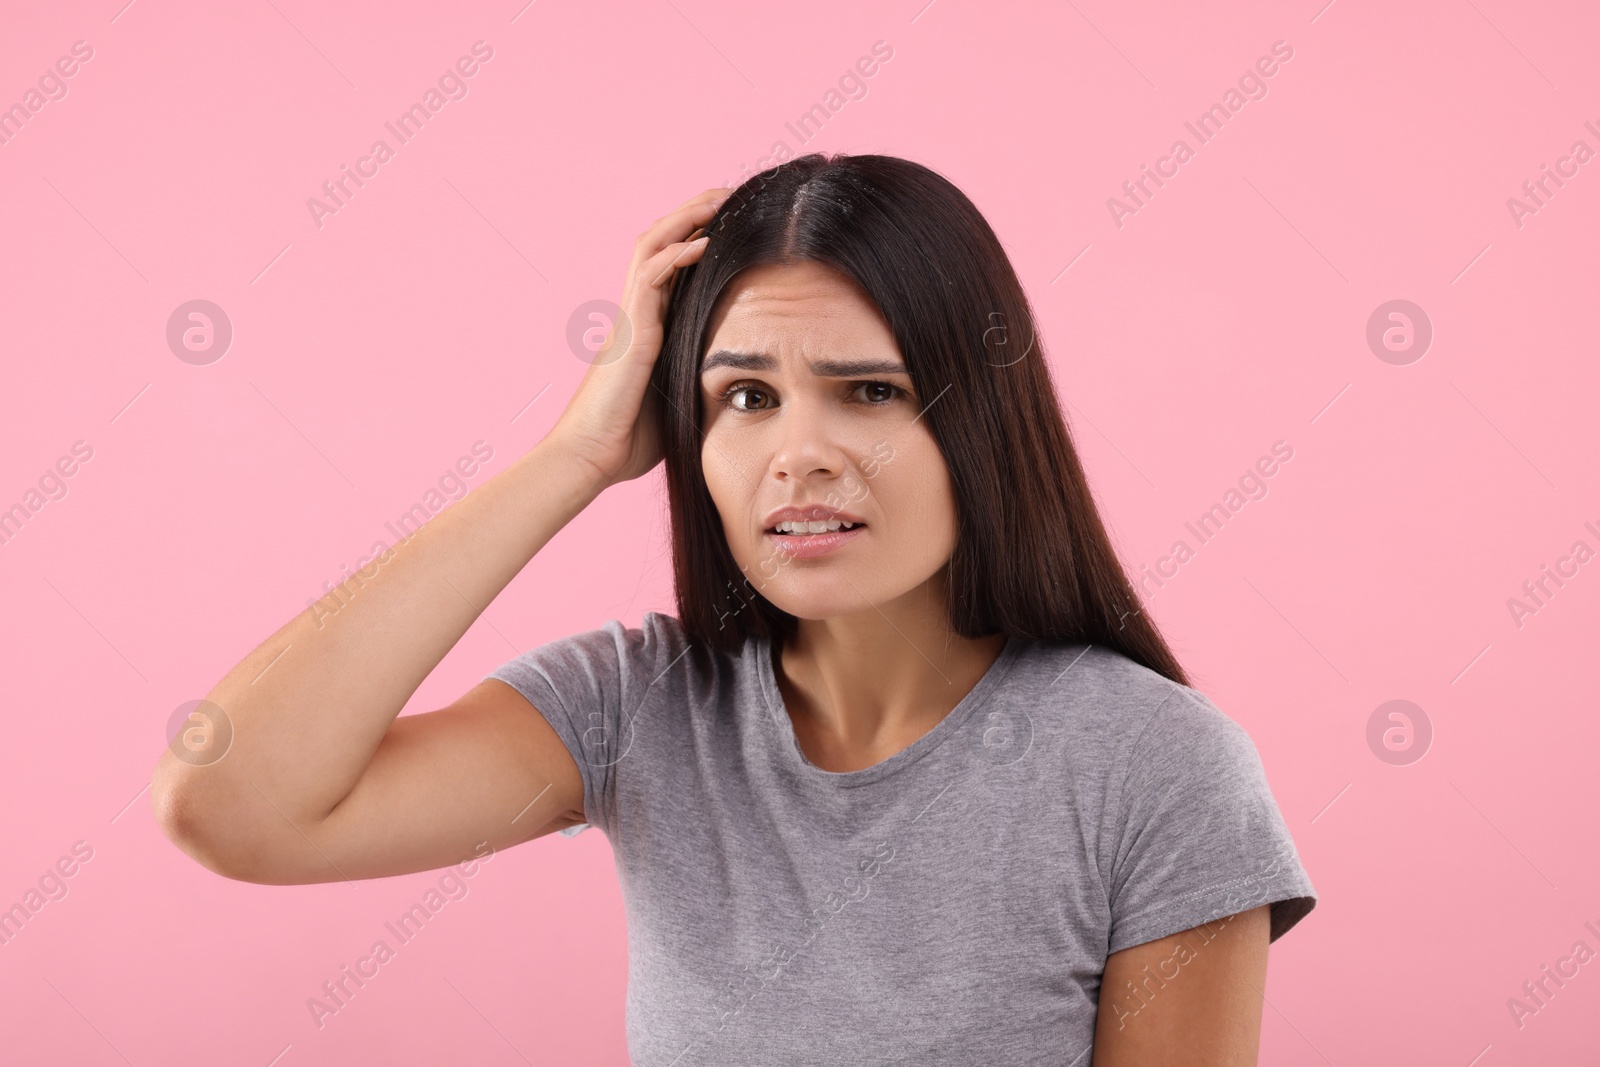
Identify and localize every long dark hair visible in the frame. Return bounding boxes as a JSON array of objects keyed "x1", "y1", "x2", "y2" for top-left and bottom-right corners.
[{"x1": 649, "y1": 152, "x2": 1190, "y2": 688}]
